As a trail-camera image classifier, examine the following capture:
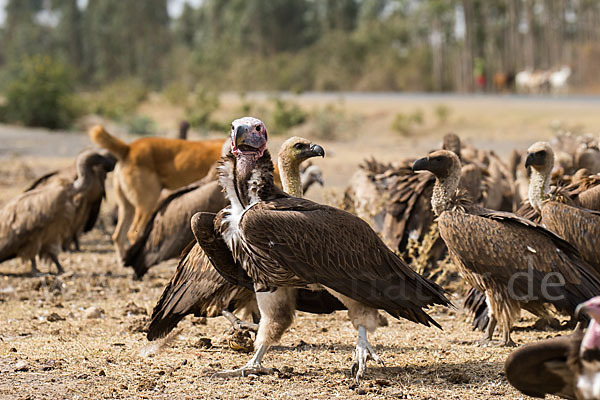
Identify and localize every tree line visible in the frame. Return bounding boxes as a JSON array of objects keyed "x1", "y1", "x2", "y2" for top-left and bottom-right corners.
[{"x1": 1, "y1": 0, "x2": 599, "y2": 93}]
